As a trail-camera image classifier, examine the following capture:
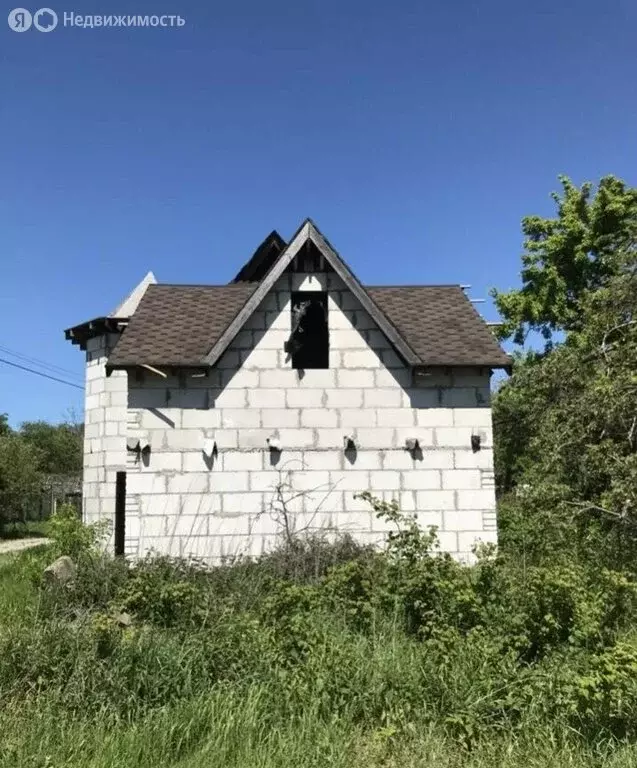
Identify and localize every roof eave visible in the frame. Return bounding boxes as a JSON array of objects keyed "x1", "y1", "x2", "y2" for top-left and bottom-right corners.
[
  {"x1": 106, "y1": 361, "x2": 211, "y2": 372},
  {"x1": 108, "y1": 357, "x2": 512, "y2": 373},
  {"x1": 65, "y1": 316, "x2": 129, "y2": 350},
  {"x1": 414, "y1": 359, "x2": 513, "y2": 371}
]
